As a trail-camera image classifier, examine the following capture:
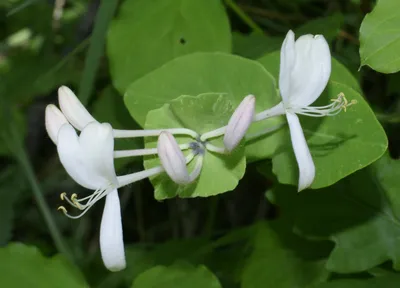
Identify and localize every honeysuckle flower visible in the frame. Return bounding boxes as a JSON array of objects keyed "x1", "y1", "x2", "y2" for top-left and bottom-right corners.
[
  {"x1": 254, "y1": 30, "x2": 356, "y2": 191},
  {"x1": 57, "y1": 121, "x2": 126, "y2": 271},
  {"x1": 223, "y1": 95, "x2": 255, "y2": 152}
]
